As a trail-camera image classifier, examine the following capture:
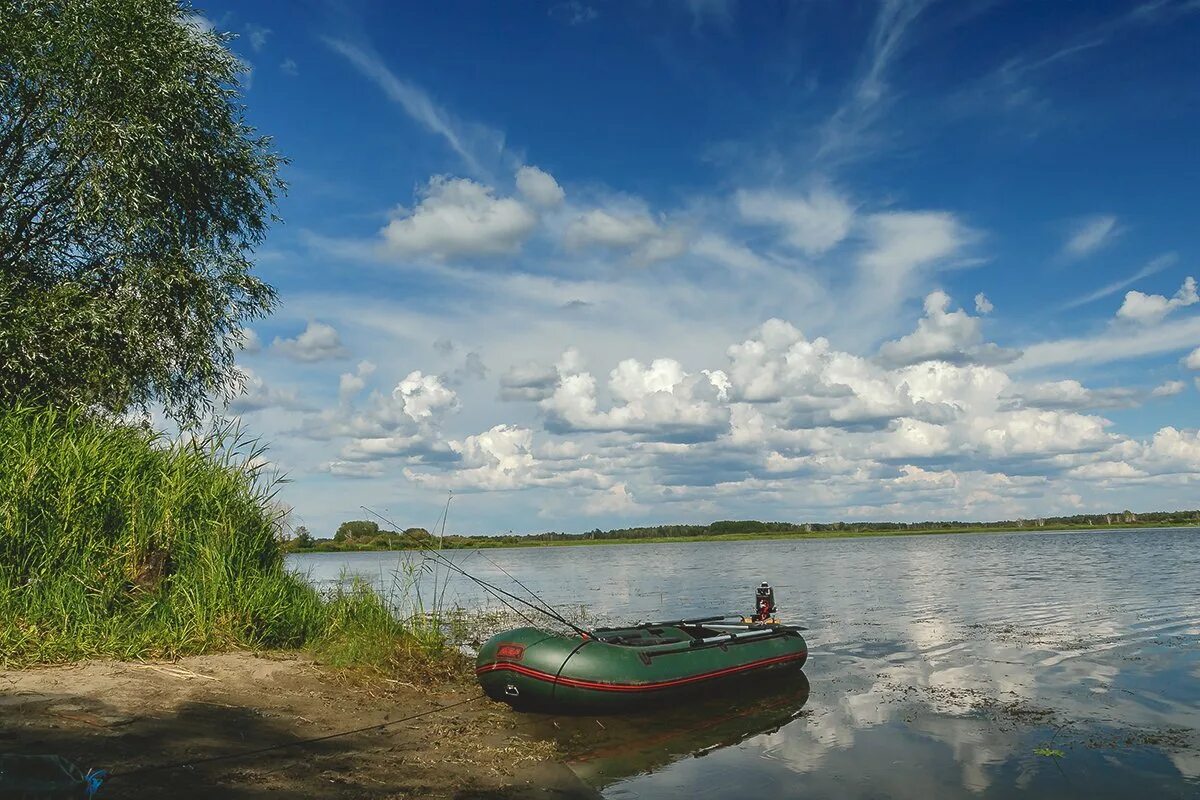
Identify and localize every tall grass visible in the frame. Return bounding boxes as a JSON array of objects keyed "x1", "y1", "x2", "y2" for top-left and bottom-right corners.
[{"x1": 0, "y1": 405, "x2": 447, "y2": 674}]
